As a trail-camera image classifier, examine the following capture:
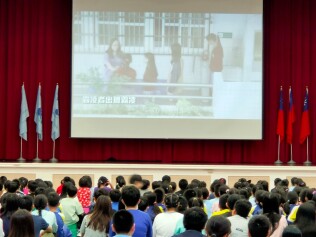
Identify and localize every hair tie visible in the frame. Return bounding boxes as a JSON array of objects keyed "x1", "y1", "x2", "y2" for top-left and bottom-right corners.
[{"x1": 211, "y1": 234, "x2": 217, "y2": 237}]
